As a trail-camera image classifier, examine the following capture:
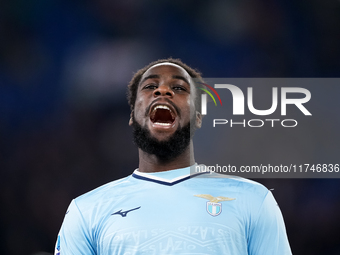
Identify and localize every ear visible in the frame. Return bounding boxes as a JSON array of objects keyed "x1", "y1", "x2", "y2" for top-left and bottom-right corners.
[
  {"x1": 129, "y1": 110, "x2": 134, "y2": 126},
  {"x1": 195, "y1": 111, "x2": 202, "y2": 129}
]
